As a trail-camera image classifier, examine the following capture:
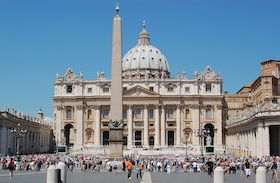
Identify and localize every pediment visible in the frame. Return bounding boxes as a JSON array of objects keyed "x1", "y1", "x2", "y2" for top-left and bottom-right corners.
[{"x1": 123, "y1": 86, "x2": 160, "y2": 97}]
